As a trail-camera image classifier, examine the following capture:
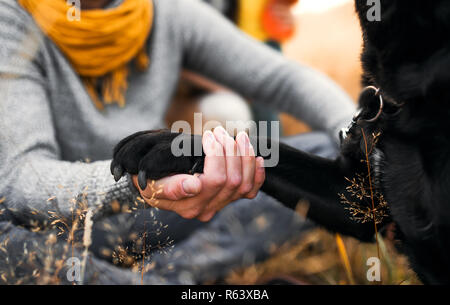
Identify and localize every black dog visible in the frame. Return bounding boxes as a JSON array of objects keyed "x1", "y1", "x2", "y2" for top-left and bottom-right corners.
[{"x1": 111, "y1": 1, "x2": 450, "y2": 284}]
